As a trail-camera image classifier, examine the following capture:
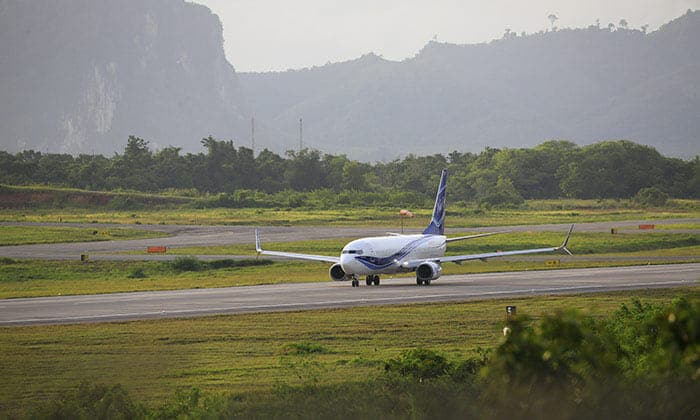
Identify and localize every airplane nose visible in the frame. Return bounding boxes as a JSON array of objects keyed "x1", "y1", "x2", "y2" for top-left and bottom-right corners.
[{"x1": 340, "y1": 254, "x2": 359, "y2": 273}]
